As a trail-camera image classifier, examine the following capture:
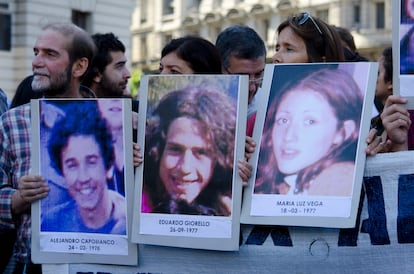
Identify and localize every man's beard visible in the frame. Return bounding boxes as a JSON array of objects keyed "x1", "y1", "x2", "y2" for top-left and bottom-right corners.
[
  {"x1": 32, "y1": 66, "x2": 72, "y2": 97},
  {"x1": 98, "y1": 76, "x2": 124, "y2": 98}
]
